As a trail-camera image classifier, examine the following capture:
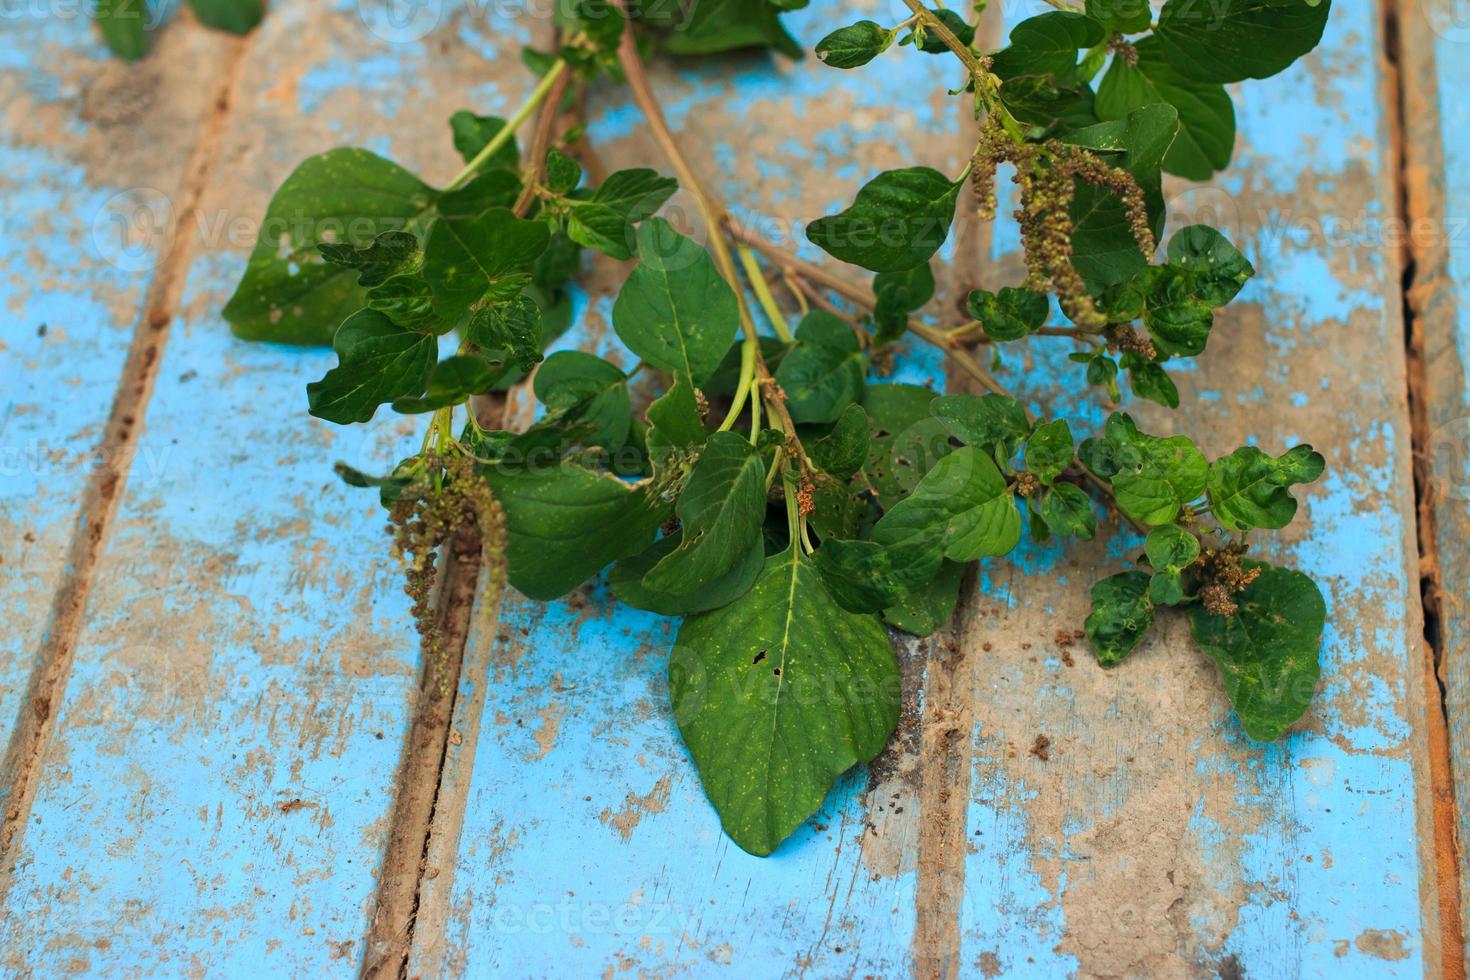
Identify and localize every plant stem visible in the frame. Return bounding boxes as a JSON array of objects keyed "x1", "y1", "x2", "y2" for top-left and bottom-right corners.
[
  {"x1": 737, "y1": 245, "x2": 794, "y2": 342},
  {"x1": 899, "y1": 0, "x2": 984, "y2": 77},
  {"x1": 512, "y1": 63, "x2": 575, "y2": 214},
  {"x1": 447, "y1": 59, "x2": 568, "y2": 191}
]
